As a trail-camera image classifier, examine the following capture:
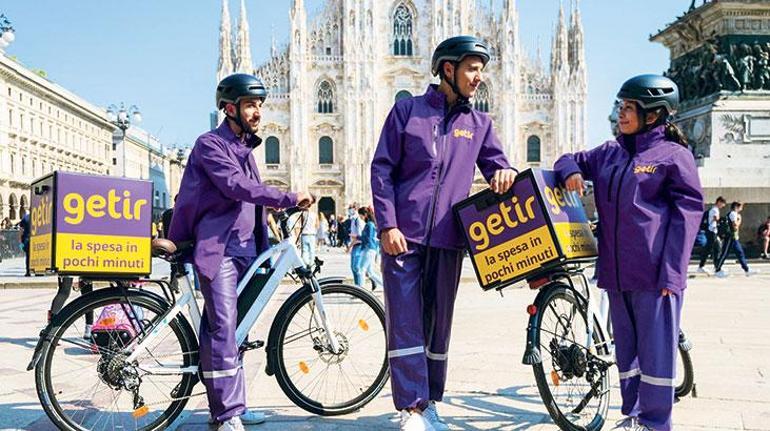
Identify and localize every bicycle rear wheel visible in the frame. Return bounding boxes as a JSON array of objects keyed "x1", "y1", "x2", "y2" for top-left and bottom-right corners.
[
  {"x1": 35, "y1": 288, "x2": 198, "y2": 431},
  {"x1": 267, "y1": 283, "x2": 389, "y2": 416},
  {"x1": 532, "y1": 284, "x2": 610, "y2": 431}
]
